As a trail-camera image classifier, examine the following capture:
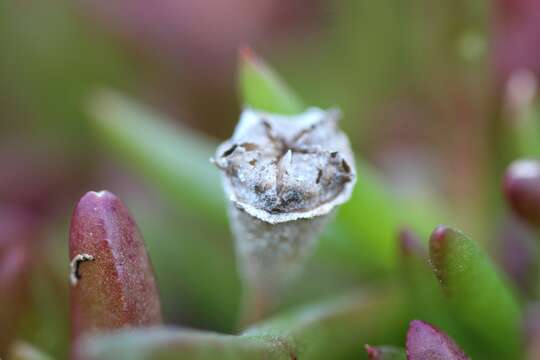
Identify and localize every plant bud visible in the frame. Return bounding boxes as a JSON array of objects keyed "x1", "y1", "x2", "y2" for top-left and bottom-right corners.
[
  {"x1": 503, "y1": 159, "x2": 540, "y2": 227},
  {"x1": 213, "y1": 107, "x2": 356, "y2": 320}
]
